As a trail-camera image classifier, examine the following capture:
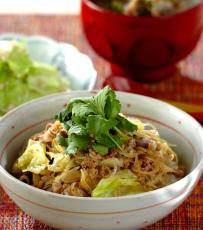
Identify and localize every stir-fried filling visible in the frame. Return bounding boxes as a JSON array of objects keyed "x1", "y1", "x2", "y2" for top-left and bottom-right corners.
[{"x1": 94, "y1": 0, "x2": 201, "y2": 16}]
